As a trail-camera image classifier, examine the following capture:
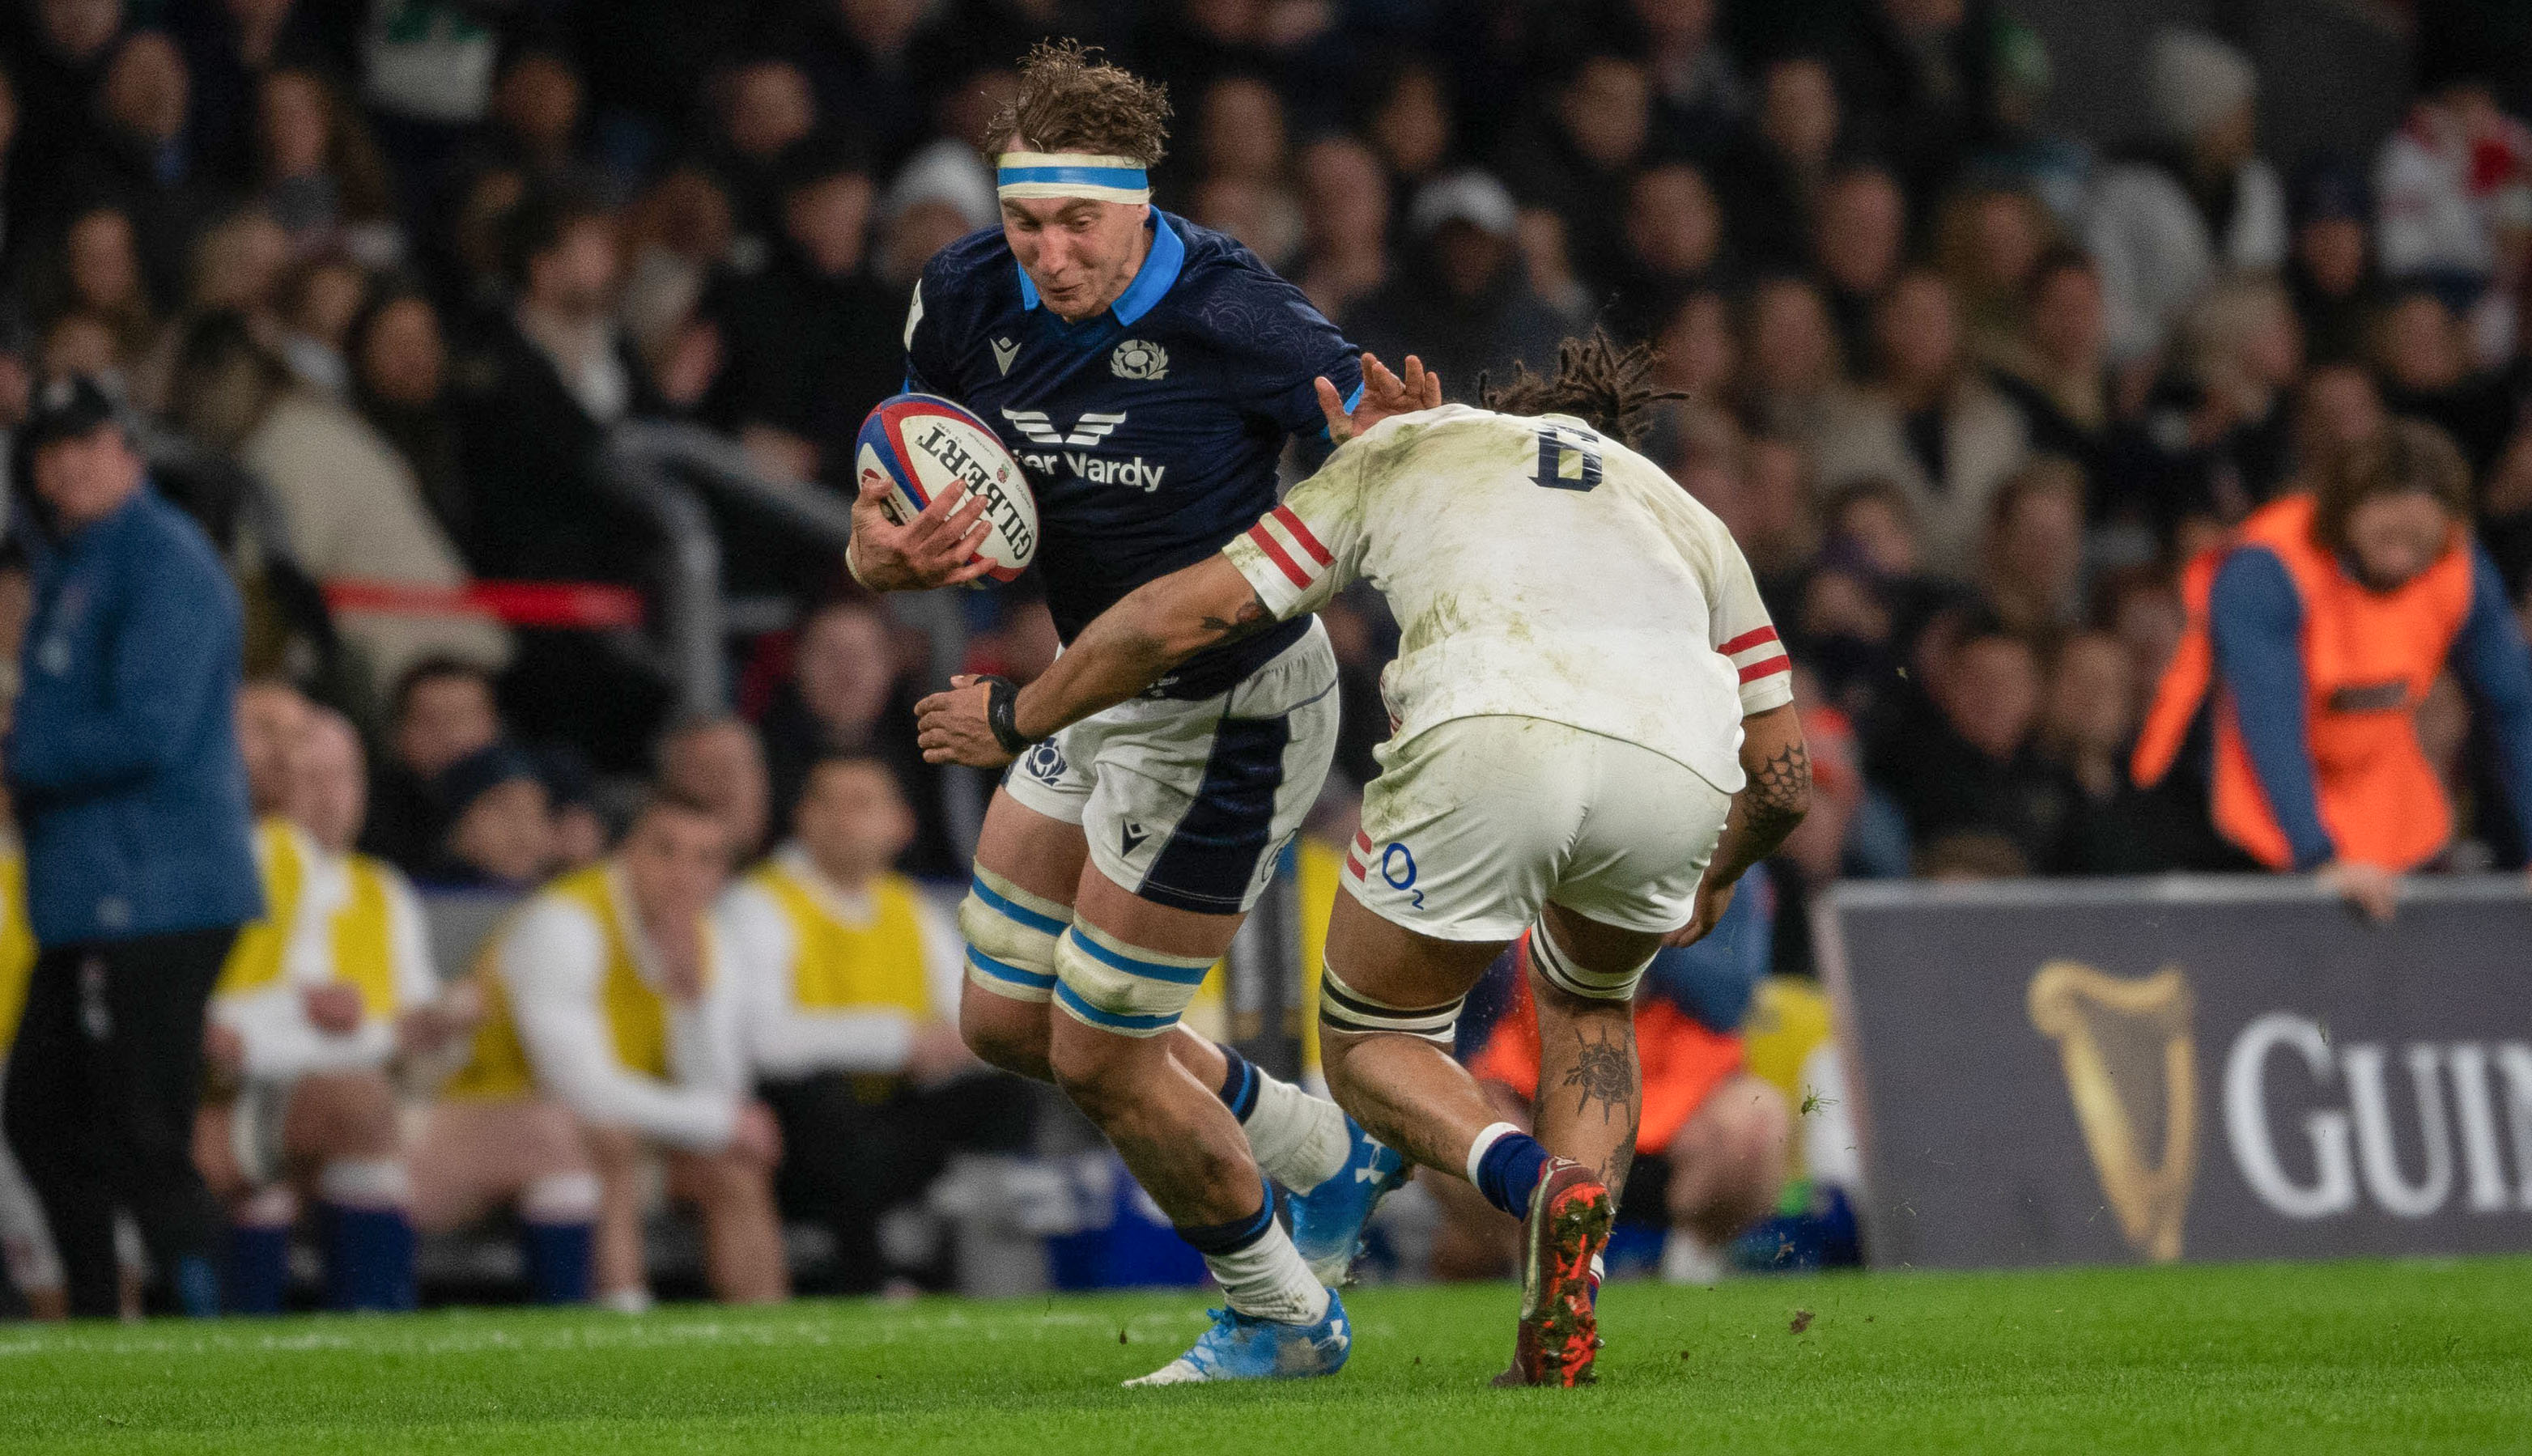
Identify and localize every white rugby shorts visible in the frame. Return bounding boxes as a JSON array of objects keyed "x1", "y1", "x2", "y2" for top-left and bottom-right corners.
[
  {"x1": 1343, "y1": 715, "x2": 1734, "y2": 941},
  {"x1": 1001, "y1": 618, "x2": 1340, "y2": 915}
]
